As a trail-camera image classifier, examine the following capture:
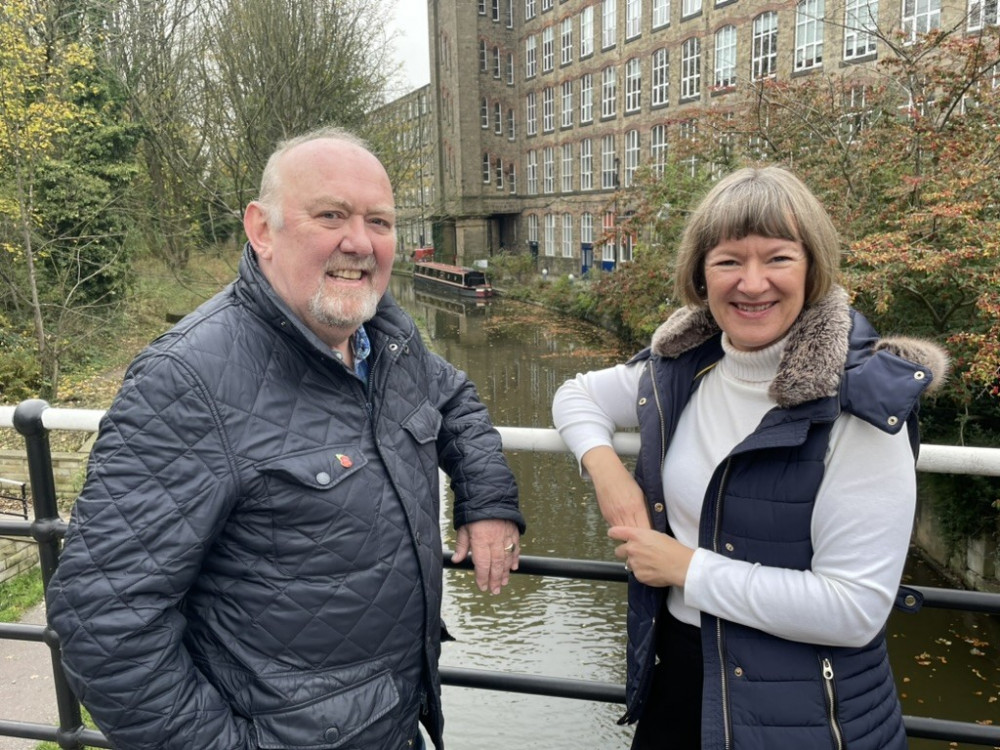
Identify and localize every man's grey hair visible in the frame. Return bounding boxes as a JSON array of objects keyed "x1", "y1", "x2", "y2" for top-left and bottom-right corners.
[{"x1": 257, "y1": 126, "x2": 372, "y2": 229}]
